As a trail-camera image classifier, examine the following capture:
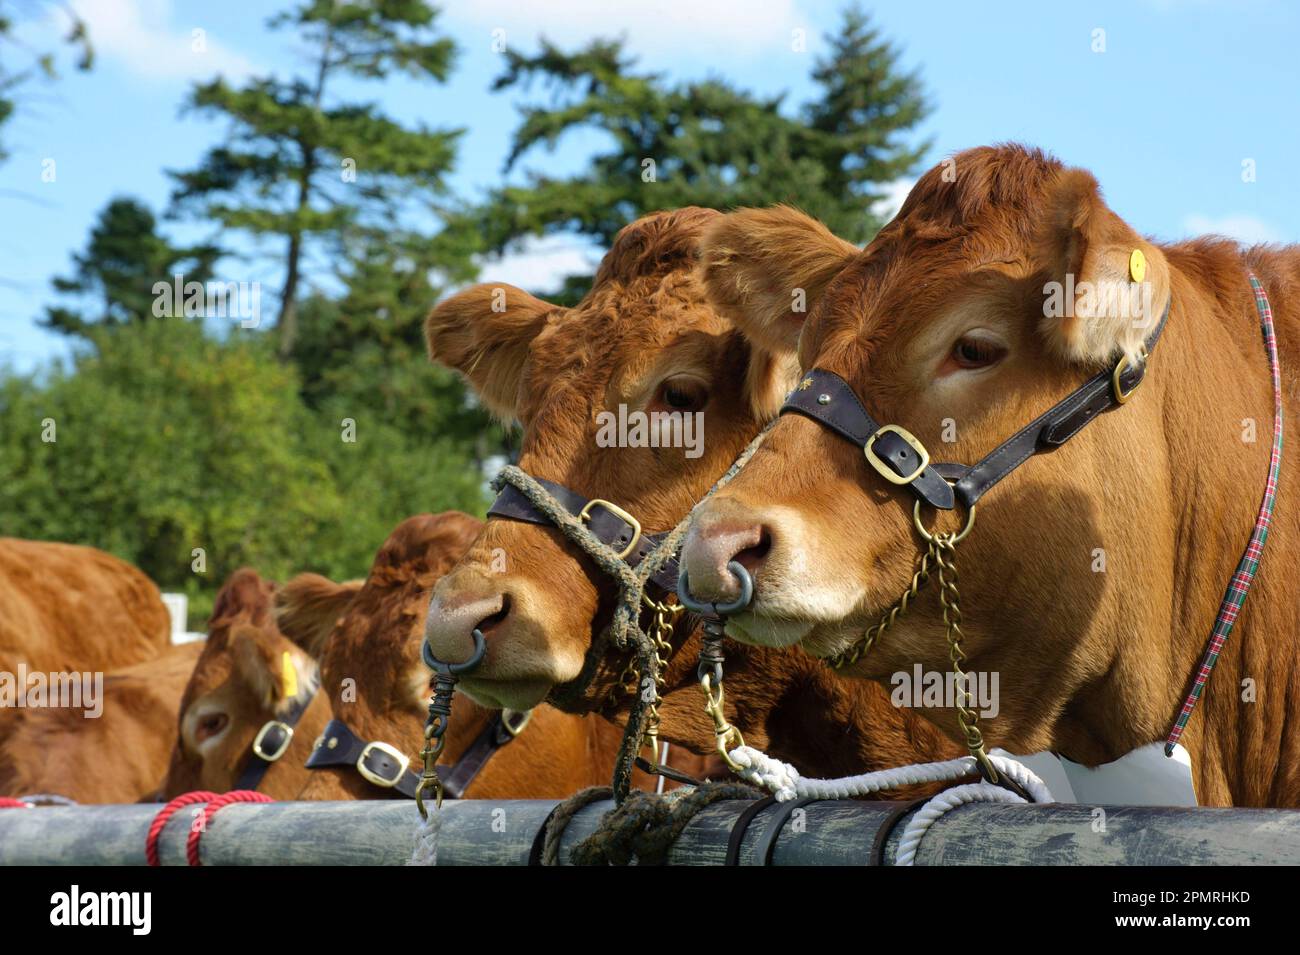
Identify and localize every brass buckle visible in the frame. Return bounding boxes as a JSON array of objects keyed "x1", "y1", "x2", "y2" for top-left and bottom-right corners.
[
  {"x1": 865, "y1": 425, "x2": 930, "y2": 485},
  {"x1": 356, "y1": 740, "x2": 410, "y2": 788},
  {"x1": 1112, "y1": 347, "x2": 1148, "y2": 404},
  {"x1": 251, "y1": 720, "x2": 294, "y2": 762},
  {"x1": 579, "y1": 498, "x2": 642, "y2": 560},
  {"x1": 501, "y1": 708, "x2": 532, "y2": 738}
]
